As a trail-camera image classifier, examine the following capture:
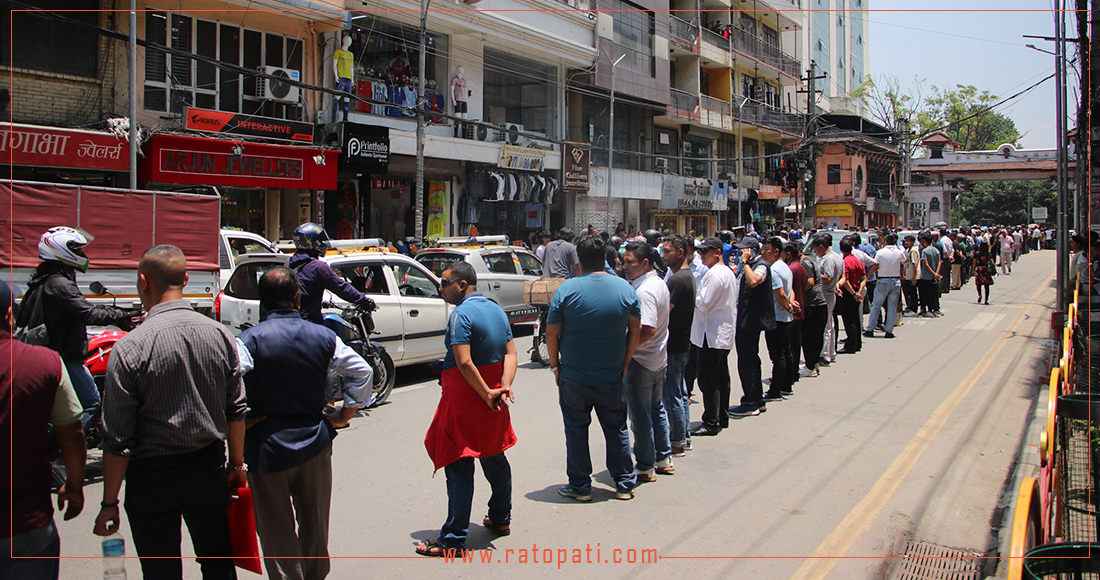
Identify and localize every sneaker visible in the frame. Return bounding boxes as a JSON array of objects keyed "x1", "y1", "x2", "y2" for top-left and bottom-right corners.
[
  {"x1": 932, "y1": 311, "x2": 943, "y2": 317},
  {"x1": 903, "y1": 311, "x2": 918, "y2": 317},
  {"x1": 682, "y1": 440, "x2": 693, "y2": 451},
  {"x1": 728, "y1": 404, "x2": 765, "y2": 417},
  {"x1": 691, "y1": 424, "x2": 722, "y2": 436},
  {"x1": 884, "y1": 332, "x2": 895, "y2": 339},
  {"x1": 799, "y1": 366, "x2": 815, "y2": 377},
  {"x1": 635, "y1": 469, "x2": 656, "y2": 483},
  {"x1": 817, "y1": 360, "x2": 831, "y2": 367},
  {"x1": 862, "y1": 330, "x2": 875, "y2": 338},
  {"x1": 655, "y1": 457, "x2": 675, "y2": 475},
  {"x1": 615, "y1": 489, "x2": 635, "y2": 501},
  {"x1": 670, "y1": 445, "x2": 686, "y2": 457},
  {"x1": 762, "y1": 392, "x2": 784, "y2": 402},
  {"x1": 921, "y1": 312, "x2": 935, "y2": 318},
  {"x1": 780, "y1": 389, "x2": 794, "y2": 396},
  {"x1": 557, "y1": 485, "x2": 592, "y2": 502},
  {"x1": 808, "y1": 366, "x2": 820, "y2": 377}
]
